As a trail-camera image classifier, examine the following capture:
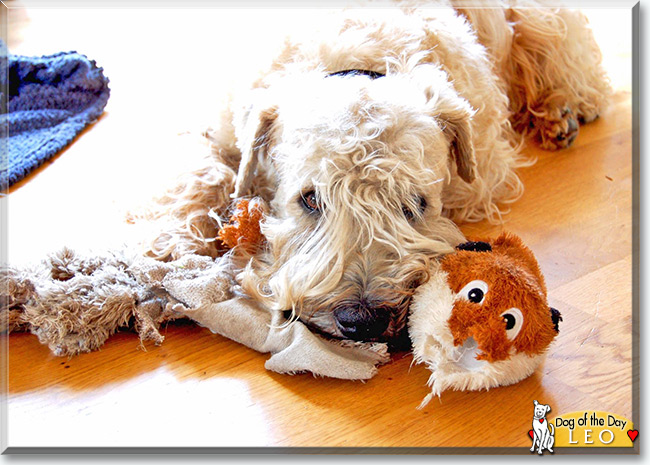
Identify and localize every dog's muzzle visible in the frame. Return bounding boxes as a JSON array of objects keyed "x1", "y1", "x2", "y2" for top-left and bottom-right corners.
[{"x1": 333, "y1": 302, "x2": 391, "y2": 341}]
